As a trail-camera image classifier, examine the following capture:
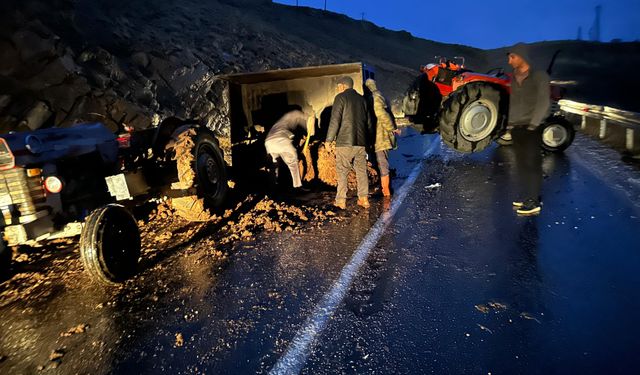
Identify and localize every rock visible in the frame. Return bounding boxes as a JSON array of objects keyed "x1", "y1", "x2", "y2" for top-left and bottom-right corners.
[
  {"x1": 110, "y1": 98, "x2": 152, "y2": 130},
  {"x1": 19, "y1": 101, "x2": 51, "y2": 130},
  {"x1": 60, "y1": 323, "x2": 89, "y2": 337},
  {"x1": 87, "y1": 71, "x2": 111, "y2": 89},
  {"x1": 0, "y1": 96, "x2": 11, "y2": 113},
  {"x1": 174, "y1": 333, "x2": 184, "y2": 347},
  {"x1": 131, "y1": 51, "x2": 150, "y2": 68},
  {"x1": 232, "y1": 42, "x2": 244, "y2": 56},
  {"x1": 60, "y1": 96, "x2": 117, "y2": 131},
  {"x1": 0, "y1": 40, "x2": 20, "y2": 76},
  {"x1": 23, "y1": 57, "x2": 70, "y2": 89},
  {"x1": 11, "y1": 29, "x2": 56, "y2": 62},
  {"x1": 49, "y1": 349, "x2": 64, "y2": 361},
  {"x1": 41, "y1": 76, "x2": 92, "y2": 120},
  {"x1": 78, "y1": 47, "x2": 112, "y2": 66}
]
